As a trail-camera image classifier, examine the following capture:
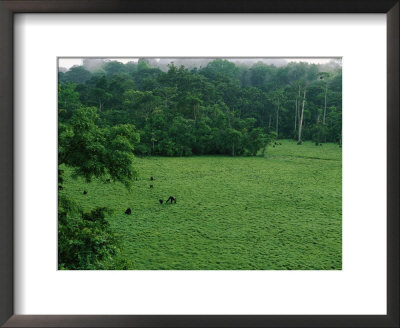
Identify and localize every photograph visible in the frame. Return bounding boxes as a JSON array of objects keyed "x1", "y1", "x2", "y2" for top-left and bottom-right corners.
[
  {"x1": 57, "y1": 57, "x2": 342, "y2": 270},
  {"x1": 1, "y1": 0, "x2": 397, "y2": 324}
]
